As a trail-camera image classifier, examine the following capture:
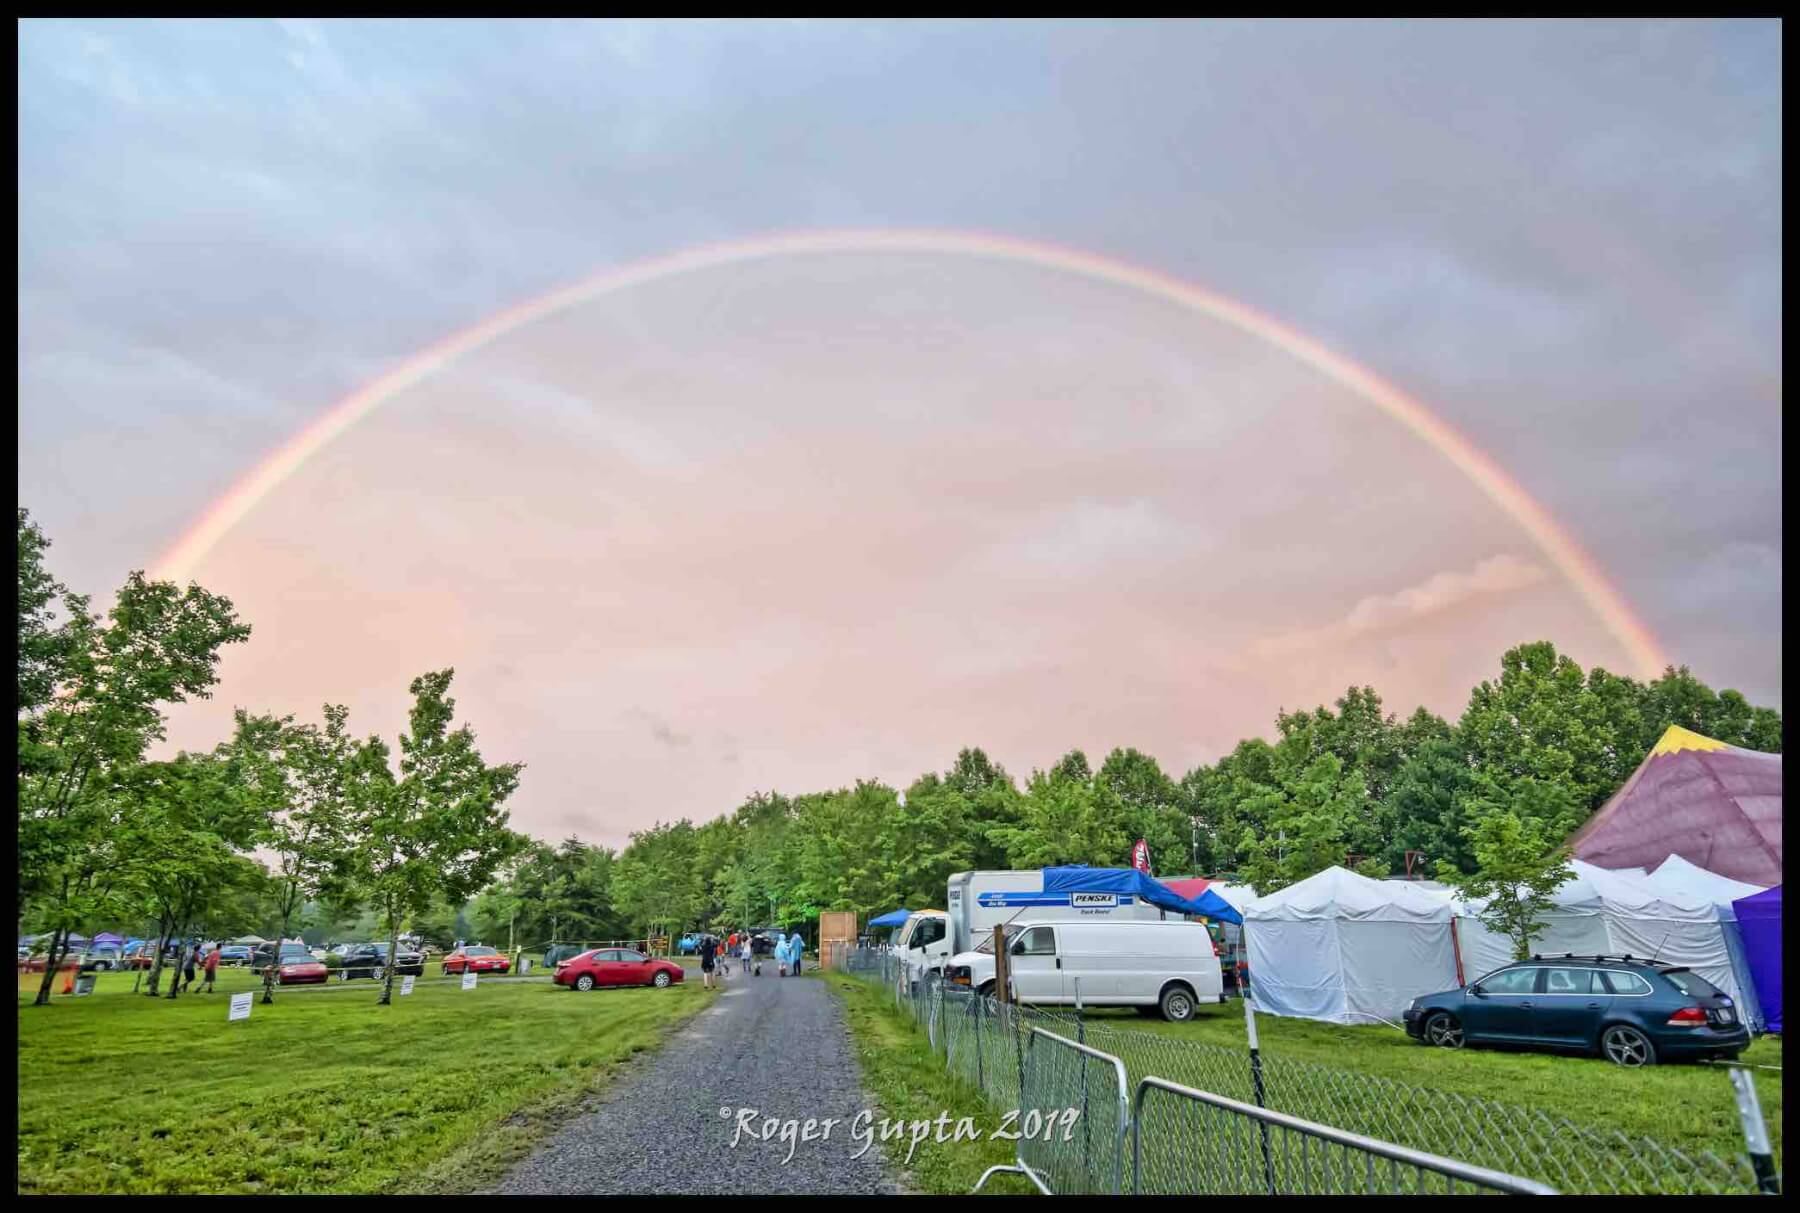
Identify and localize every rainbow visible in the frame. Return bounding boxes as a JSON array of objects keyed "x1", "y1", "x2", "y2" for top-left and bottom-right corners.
[{"x1": 151, "y1": 228, "x2": 1667, "y2": 676}]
